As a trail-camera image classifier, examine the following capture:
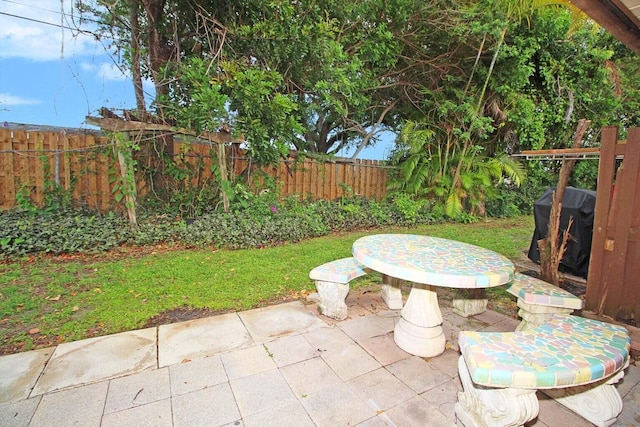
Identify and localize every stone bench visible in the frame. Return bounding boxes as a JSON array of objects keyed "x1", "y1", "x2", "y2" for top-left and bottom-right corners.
[
  {"x1": 455, "y1": 314, "x2": 631, "y2": 427},
  {"x1": 309, "y1": 257, "x2": 403, "y2": 320},
  {"x1": 503, "y1": 272, "x2": 583, "y2": 331}
]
